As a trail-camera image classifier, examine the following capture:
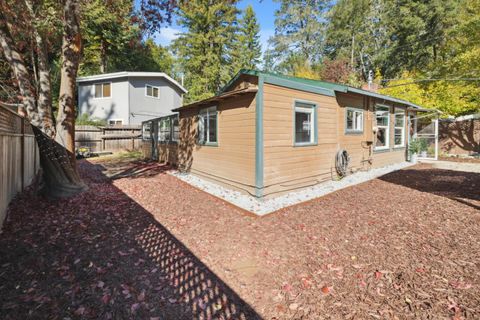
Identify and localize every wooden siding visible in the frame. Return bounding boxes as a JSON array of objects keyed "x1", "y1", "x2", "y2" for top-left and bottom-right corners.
[
  {"x1": 141, "y1": 139, "x2": 178, "y2": 165},
  {"x1": 263, "y1": 84, "x2": 338, "y2": 196},
  {"x1": 177, "y1": 93, "x2": 257, "y2": 195},
  {"x1": 262, "y1": 84, "x2": 410, "y2": 196},
  {"x1": 336, "y1": 93, "x2": 373, "y2": 172},
  {"x1": 0, "y1": 106, "x2": 40, "y2": 228}
]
